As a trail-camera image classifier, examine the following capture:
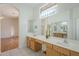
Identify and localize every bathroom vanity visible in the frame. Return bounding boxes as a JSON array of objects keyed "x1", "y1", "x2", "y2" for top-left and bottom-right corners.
[
  {"x1": 27, "y1": 36, "x2": 42, "y2": 51},
  {"x1": 27, "y1": 3, "x2": 79, "y2": 56},
  {"x1": 26, "y1": 34, "x2": 79, "y2": 56}
]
